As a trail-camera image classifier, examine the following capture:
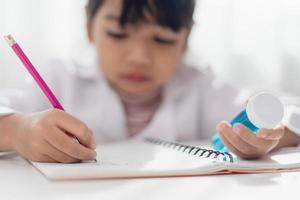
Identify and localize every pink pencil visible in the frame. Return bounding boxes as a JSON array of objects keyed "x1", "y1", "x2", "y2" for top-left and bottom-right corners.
[{"x1": 4, "y1": 35, "x2": 65, "y2": 111}]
